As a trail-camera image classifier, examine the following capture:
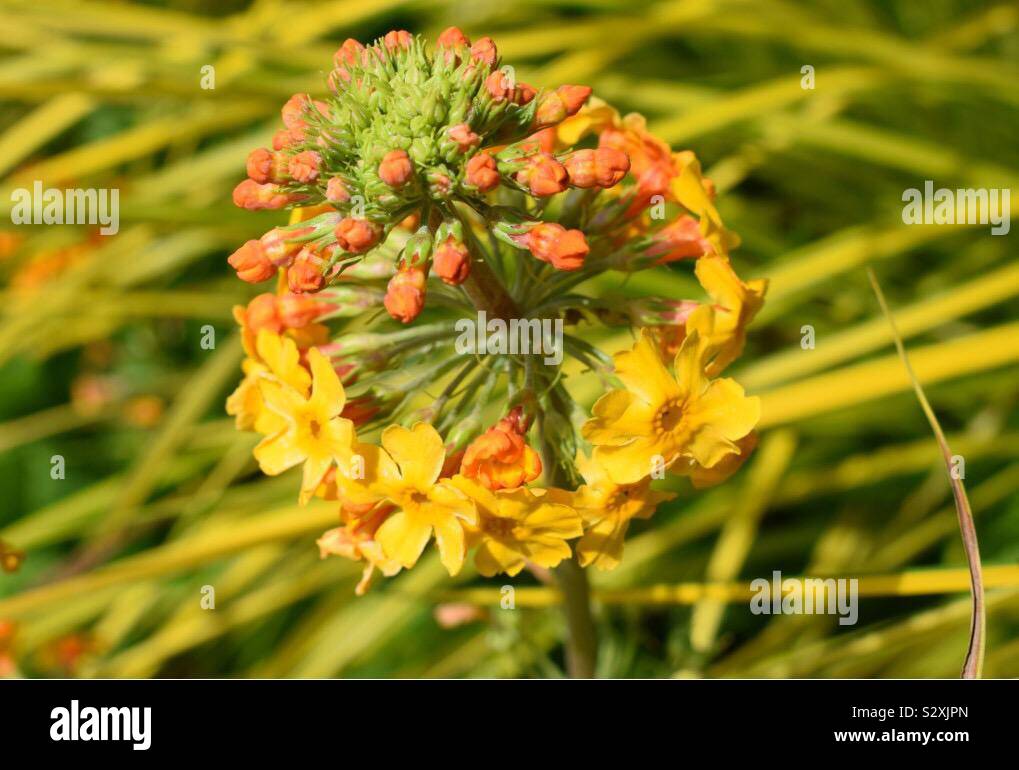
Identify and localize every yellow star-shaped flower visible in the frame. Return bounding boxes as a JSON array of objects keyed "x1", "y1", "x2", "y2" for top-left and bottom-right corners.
[{"x1": 582, "y1": 328, "x2": 760, "y2": 485}]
